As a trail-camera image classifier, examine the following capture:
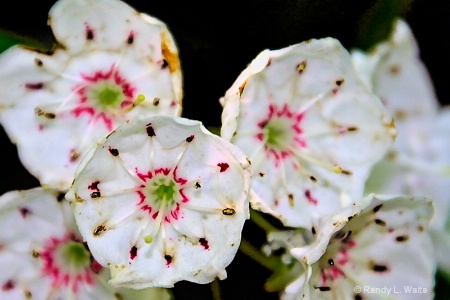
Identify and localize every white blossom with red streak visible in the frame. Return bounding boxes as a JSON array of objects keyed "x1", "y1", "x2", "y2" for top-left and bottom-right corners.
[
  {"x1": 282, "y1": 194, "x2": 435, "y2": 300},
  {"x1": 220, "y1": 37, "x2": 396, "y2": 228},
  {"x1": 65, "y1": 115, "x2": 252, "y2": 288},
  {"x1": 0, "y1": 0, "x2": 182, "y2": 190},
  {"x1": 0, "y1": 188, "x2": 171, "y2": 300}
]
